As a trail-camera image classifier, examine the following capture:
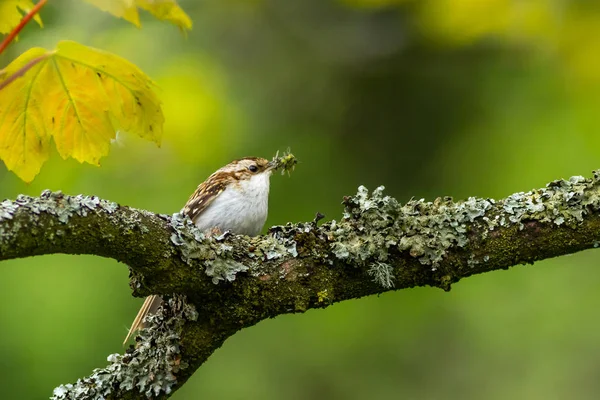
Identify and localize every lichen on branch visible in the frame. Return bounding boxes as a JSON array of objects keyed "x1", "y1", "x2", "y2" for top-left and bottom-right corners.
[
  {"x1": 52, "y1": 296, "x2": 198, "y2": 400},
  {"x1": 2, "y1": 171, "x2": 600, "y2": 399},
  {"x1": 332, "y1": 172, "x2": 600, "y2": 286}
]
